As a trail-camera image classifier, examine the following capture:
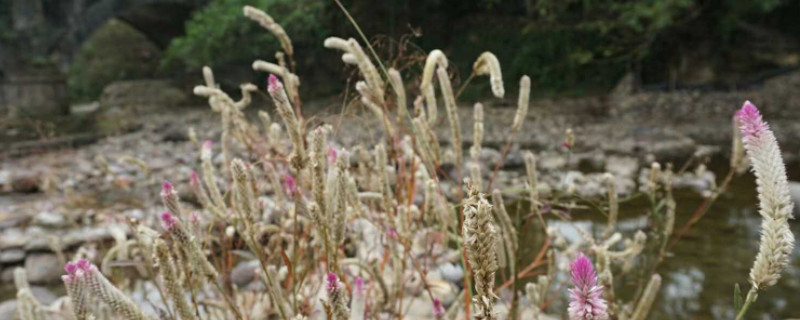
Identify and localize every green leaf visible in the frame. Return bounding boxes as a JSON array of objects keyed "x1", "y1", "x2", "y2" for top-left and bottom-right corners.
[{"x1": 734, "y1": 283, "x2": 743, "y2": 312}]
